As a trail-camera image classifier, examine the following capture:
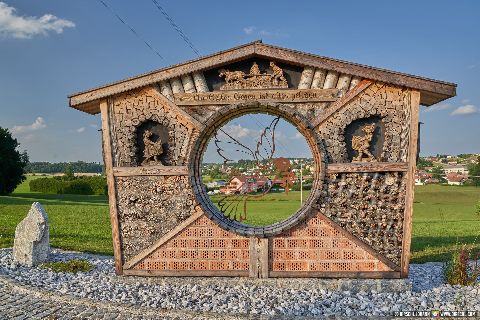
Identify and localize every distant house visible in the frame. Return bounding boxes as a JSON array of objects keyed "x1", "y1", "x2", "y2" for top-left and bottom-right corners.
[
  {"x1": 446, "y1": 173, "x2": 467, "y2": 186},
  {"x1": 414, "y1": 170, "x2": 432, "y2": 185},
  {"x1": 442, "y1": 164, "x2": 469, "y2": 175},
  {"x1": 220, "y1": 175, "x2": 270, "y2": 194}
]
